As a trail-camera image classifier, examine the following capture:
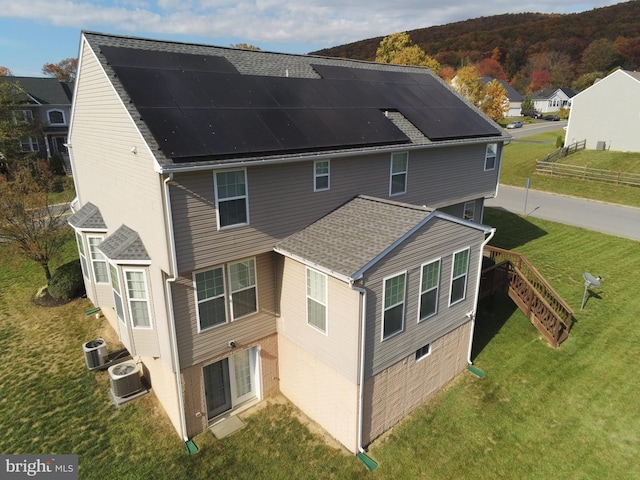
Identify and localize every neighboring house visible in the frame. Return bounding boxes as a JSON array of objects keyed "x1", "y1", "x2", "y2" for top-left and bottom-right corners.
[
  {"x1": 68, "y1": 31, "x2": 508, "y2": 454},
  {"x1": 565, "y1": 69, "x2": 640, "y2": 152},
  {"x1": 531, "y1": 87, "x2": 577, "y2": 113},
  {"x1": 0, "y1": 76, "x2": 73, "y2": 162},
  {"x1": 481, "y1": 77, "x2": 523, "y2": 117}
]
